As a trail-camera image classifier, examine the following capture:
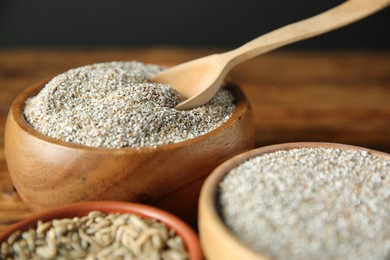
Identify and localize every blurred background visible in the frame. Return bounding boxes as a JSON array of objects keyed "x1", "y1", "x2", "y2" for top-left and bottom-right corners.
[
  {"x1": 0, "y1": 0, "x2": 389, "y2": 49},
  {"x1": 0, "y1": 0, "x2": 389, "y2": 232}
]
